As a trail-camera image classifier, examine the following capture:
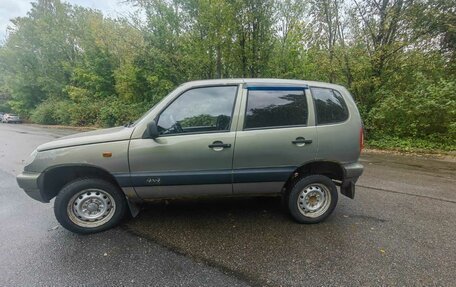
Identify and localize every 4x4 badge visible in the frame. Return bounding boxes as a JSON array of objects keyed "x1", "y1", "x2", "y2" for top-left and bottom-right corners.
[{"x1": 146, "y1": 177, "x2": 161, "y2": 185}]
